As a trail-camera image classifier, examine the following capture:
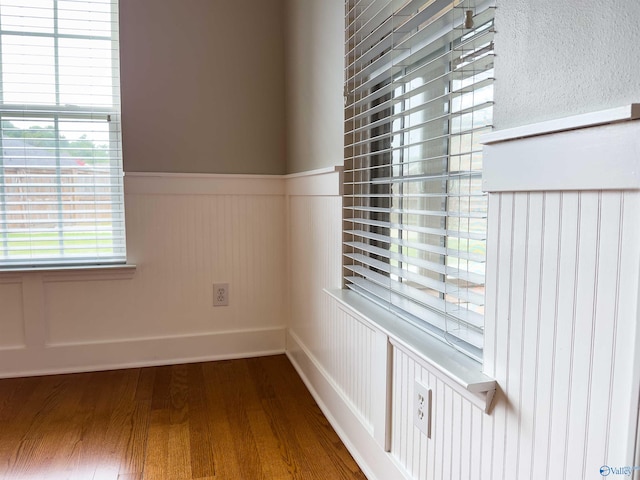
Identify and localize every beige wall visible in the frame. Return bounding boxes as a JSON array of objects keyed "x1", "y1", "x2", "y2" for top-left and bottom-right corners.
[
  {"x1": 119, "y1": 0, "x2": 286, "y2": 174},
  {"x1": 494, "y1": 0, "x2": 640, "y2": 129},
  {"x1": 285, "y1": 0, "x2": 344, "y2": 174}
]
